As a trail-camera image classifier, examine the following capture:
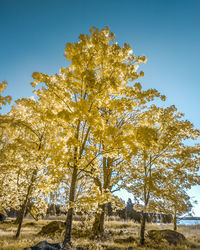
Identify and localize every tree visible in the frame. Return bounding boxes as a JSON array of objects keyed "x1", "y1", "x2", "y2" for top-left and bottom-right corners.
[
  {"x1": 125, "y1": 105, "x2": 200, "y2": 245},
  {"x1": 157, "y1": 189, "x2": 192, "y2": 231},
  {"x1": 155, "y1": 145, "x2": 200, "y2": 231},
  {"x1": 30, "y1": 26, "x2": 167, "y2": 247},
  {"x1": 0, "y1": 81, "x2": 12, "y2": 217},
  {"x1": 1, "y1": 98, "x2": 52, "y2": 237},
  {"x1": 88, "y1": 74, "x2": 164, "y2": 236}
]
